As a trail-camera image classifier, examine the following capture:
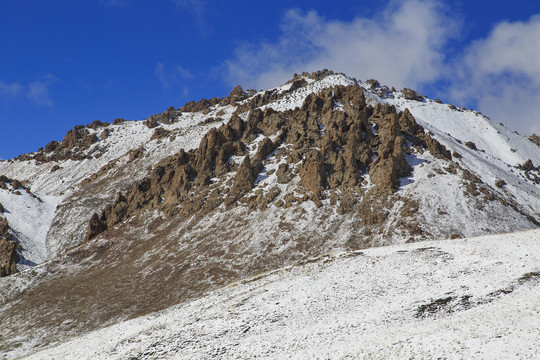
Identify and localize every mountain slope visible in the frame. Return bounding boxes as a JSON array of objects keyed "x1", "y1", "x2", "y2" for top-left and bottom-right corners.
[
  {"x1": 21, "y1": 229, "x2": 540, "y2": 360},
  {"x1": 0, "y1": 70, "x2": 539, "y2": 357}
]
